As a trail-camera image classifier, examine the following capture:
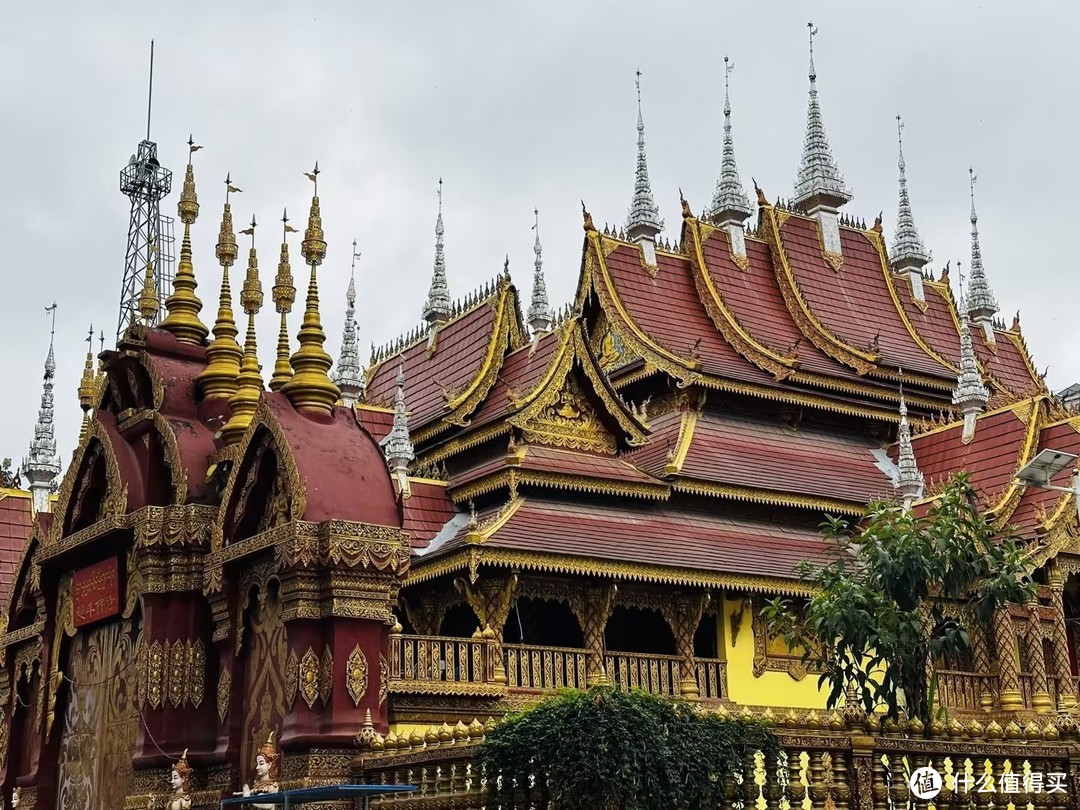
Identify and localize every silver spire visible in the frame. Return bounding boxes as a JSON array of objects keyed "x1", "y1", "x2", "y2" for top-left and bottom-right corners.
[
  {"x1": 335, "y1": 240, "x2": 364, "y2": 407},
  {"x1": 894, "y1": 384, "x2": 924, "y2": 509},
  {"x1": 708, "y1": 56, "x2": 753, "y2": 224},
  {"x1": 625, "y1": 71, "x2": 663, "y2": 243},
  {"x1": 952, "y1": 310, "x2": 990, "y2": 443},
  {"x1": 527, "y1": 208, "x2": 554, "y2": 334},
  {"x1": 380, "y1": 365, "x2": 415, "y2": 496},
  {"x1": 890, "y1": 115, "x2": 931, "y2": 273},
  {"x1": 422, "y1": 178, "x2": 452, "y2": 325},
  {"x1": 23, "y1": 303, "x2": 62, "y2": 514},
  {"x1": 792, "y1": 22, "x2": 852, "y2": 212},
  {"x1": 964, "y1": 169, "x2": 998, "y2": 326}
]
